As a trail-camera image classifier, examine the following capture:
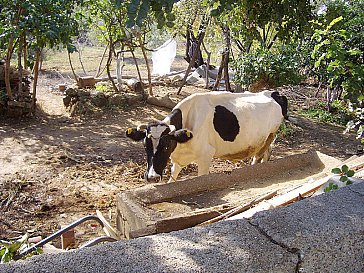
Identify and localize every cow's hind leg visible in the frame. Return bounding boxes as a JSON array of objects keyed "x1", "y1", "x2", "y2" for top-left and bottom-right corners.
[{"x1": 252, "y1": 133, "x2": 275, "y2": 164}]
